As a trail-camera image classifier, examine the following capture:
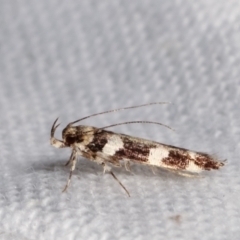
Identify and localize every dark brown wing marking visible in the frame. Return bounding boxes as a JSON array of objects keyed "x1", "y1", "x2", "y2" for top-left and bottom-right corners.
[
  {"x1": 162, "y1": 150, "x2": 190, "y2": 169},
  {"x1": 162, "y1": 149, "x2": 223, "y2": 171},
  {"x1": 115, "y1": 137, "x2": 154, "y2": 162},
  {"x1": 194, "y1": 153, "x2": 224, "y2": 170},
  {"x1": 86, "y1": 130, "x2": 108, "y2": 152}
]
